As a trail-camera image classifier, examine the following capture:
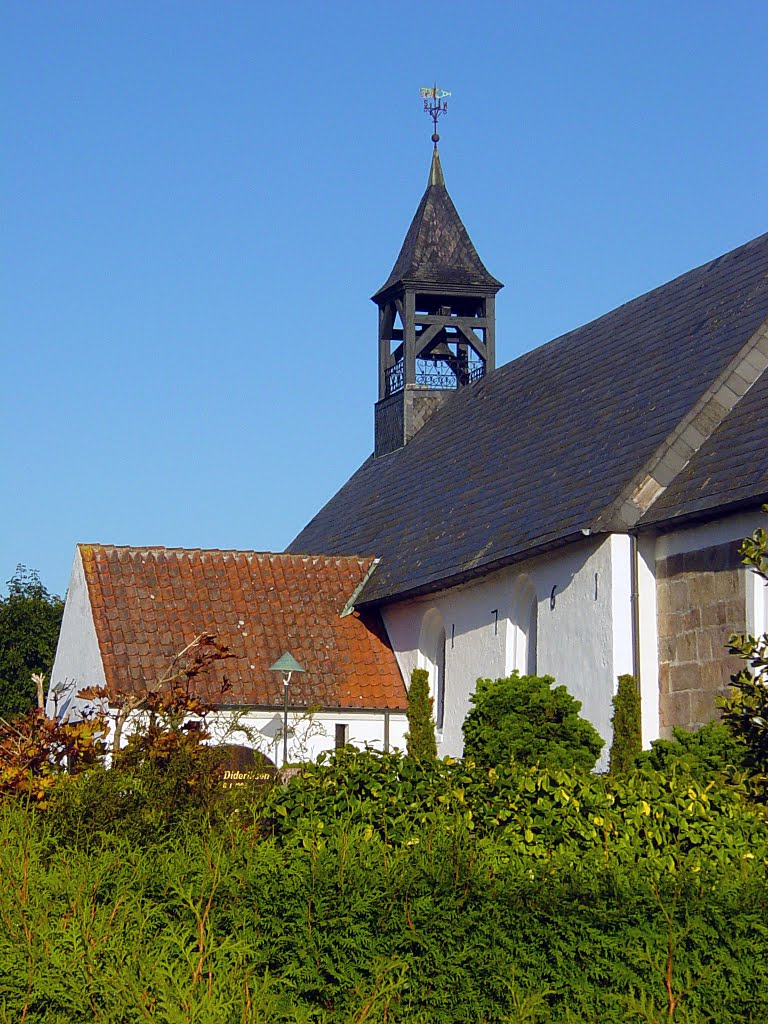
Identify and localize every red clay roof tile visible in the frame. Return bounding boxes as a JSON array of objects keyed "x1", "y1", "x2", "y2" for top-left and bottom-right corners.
[{"x1": 79, "y1": 545, "x2": 406, "y2": 710}]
